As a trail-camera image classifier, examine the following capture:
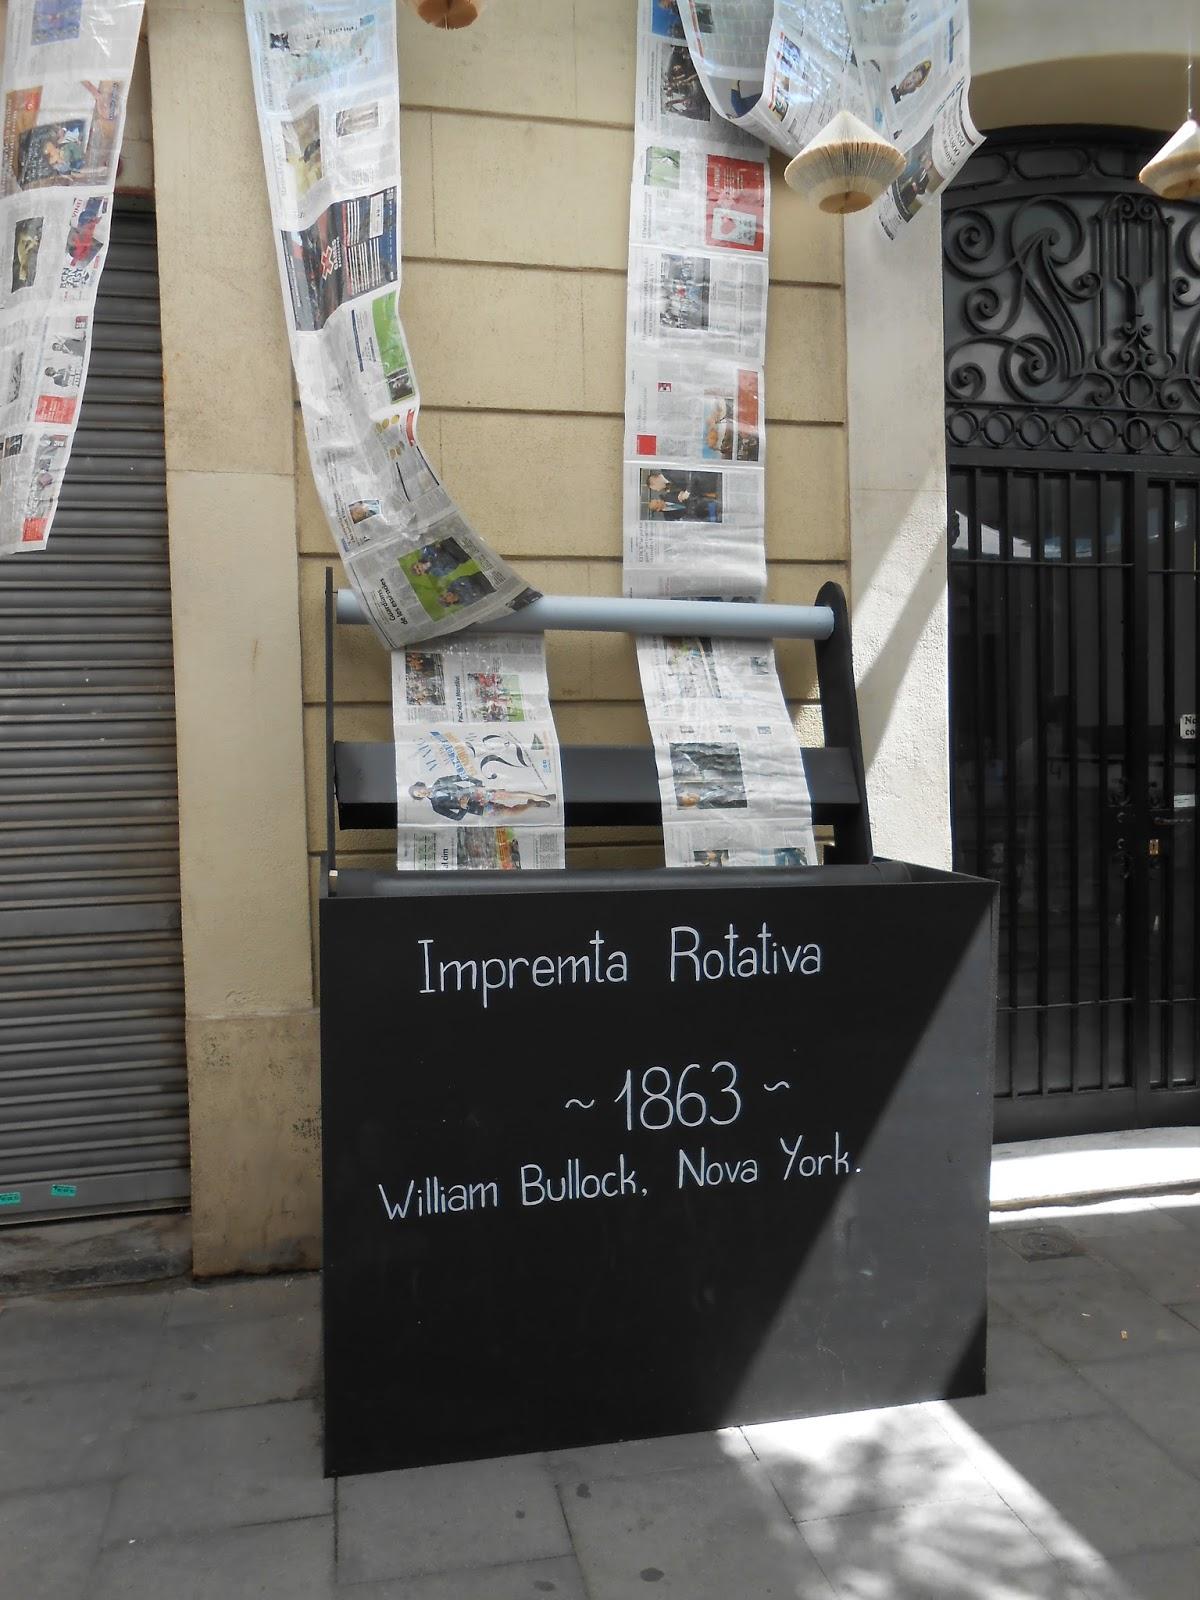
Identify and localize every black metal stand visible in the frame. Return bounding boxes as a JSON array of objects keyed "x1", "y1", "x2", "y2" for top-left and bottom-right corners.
[
  {"x1": 322, "y1": 571, "x2": 874, "y2": 883},
  {"x1": 317, "y1": 572, "x2": 998, "y2": 1479}
]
